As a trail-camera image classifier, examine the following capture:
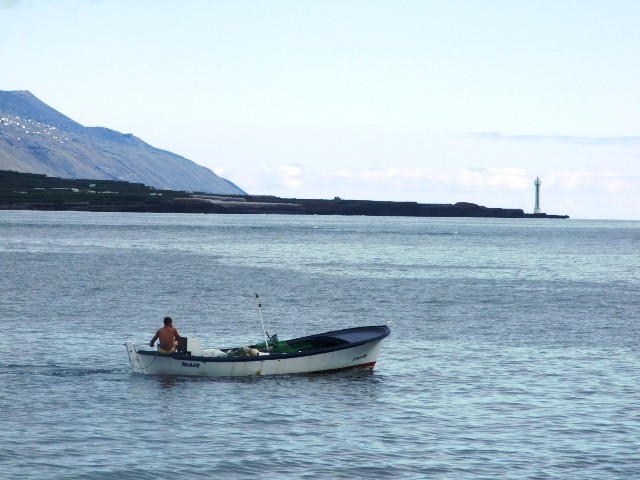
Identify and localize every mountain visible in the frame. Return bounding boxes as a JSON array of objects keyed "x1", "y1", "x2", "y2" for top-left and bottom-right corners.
[{"x1": 0, "y1": 90, "x2": 245, "y2": 195}]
